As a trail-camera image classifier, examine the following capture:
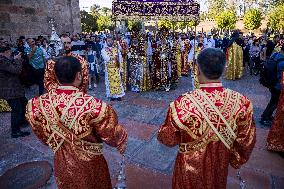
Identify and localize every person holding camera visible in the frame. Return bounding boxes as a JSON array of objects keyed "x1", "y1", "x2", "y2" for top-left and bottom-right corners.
[
  {"x1": 25, "y1": 38, "x2": 46, "y2": 95},
  {"x1": 0, "y1": 44, "x2": 30, "y2": 138}
]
